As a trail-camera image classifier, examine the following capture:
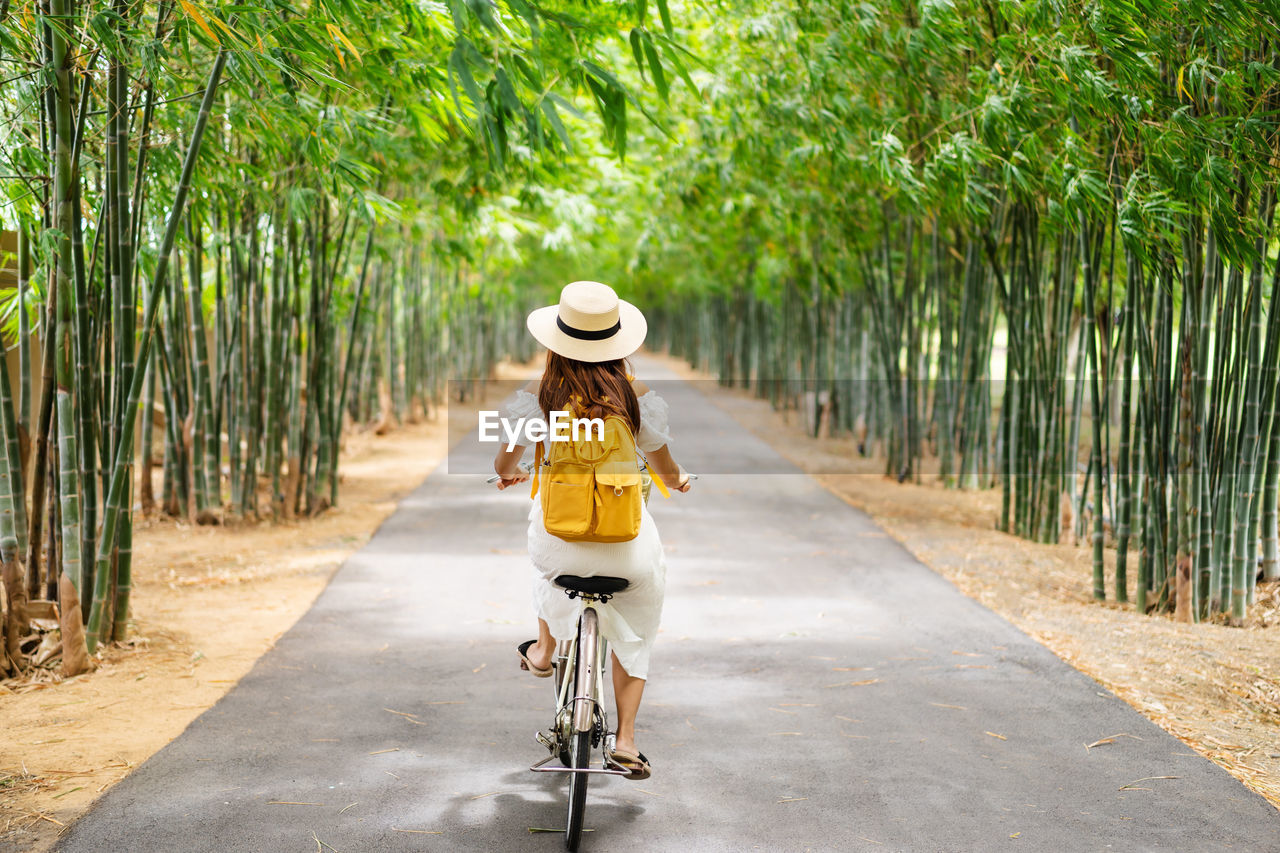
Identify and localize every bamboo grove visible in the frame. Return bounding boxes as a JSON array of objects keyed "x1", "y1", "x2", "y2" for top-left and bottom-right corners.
[
  {"x1": 591, "y1": 0, "x2": 1280, "y2": 624},
  {"x1": 0, "y1": 0, "x2": 686, "y2": 676}
]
